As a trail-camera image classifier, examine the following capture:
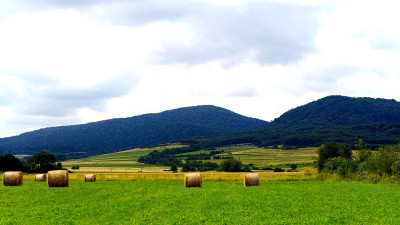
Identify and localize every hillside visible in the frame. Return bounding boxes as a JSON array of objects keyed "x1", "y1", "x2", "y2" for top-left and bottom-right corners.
[
  {"x1": 272, "y1": 95, "x2": 400, "y2": 129},
  {"x1": 0, "y1": 105, "x2": 267, "y2": 157},
  {"x1": 185, "y1": 96, "x2": 400, "y2": 149}
]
